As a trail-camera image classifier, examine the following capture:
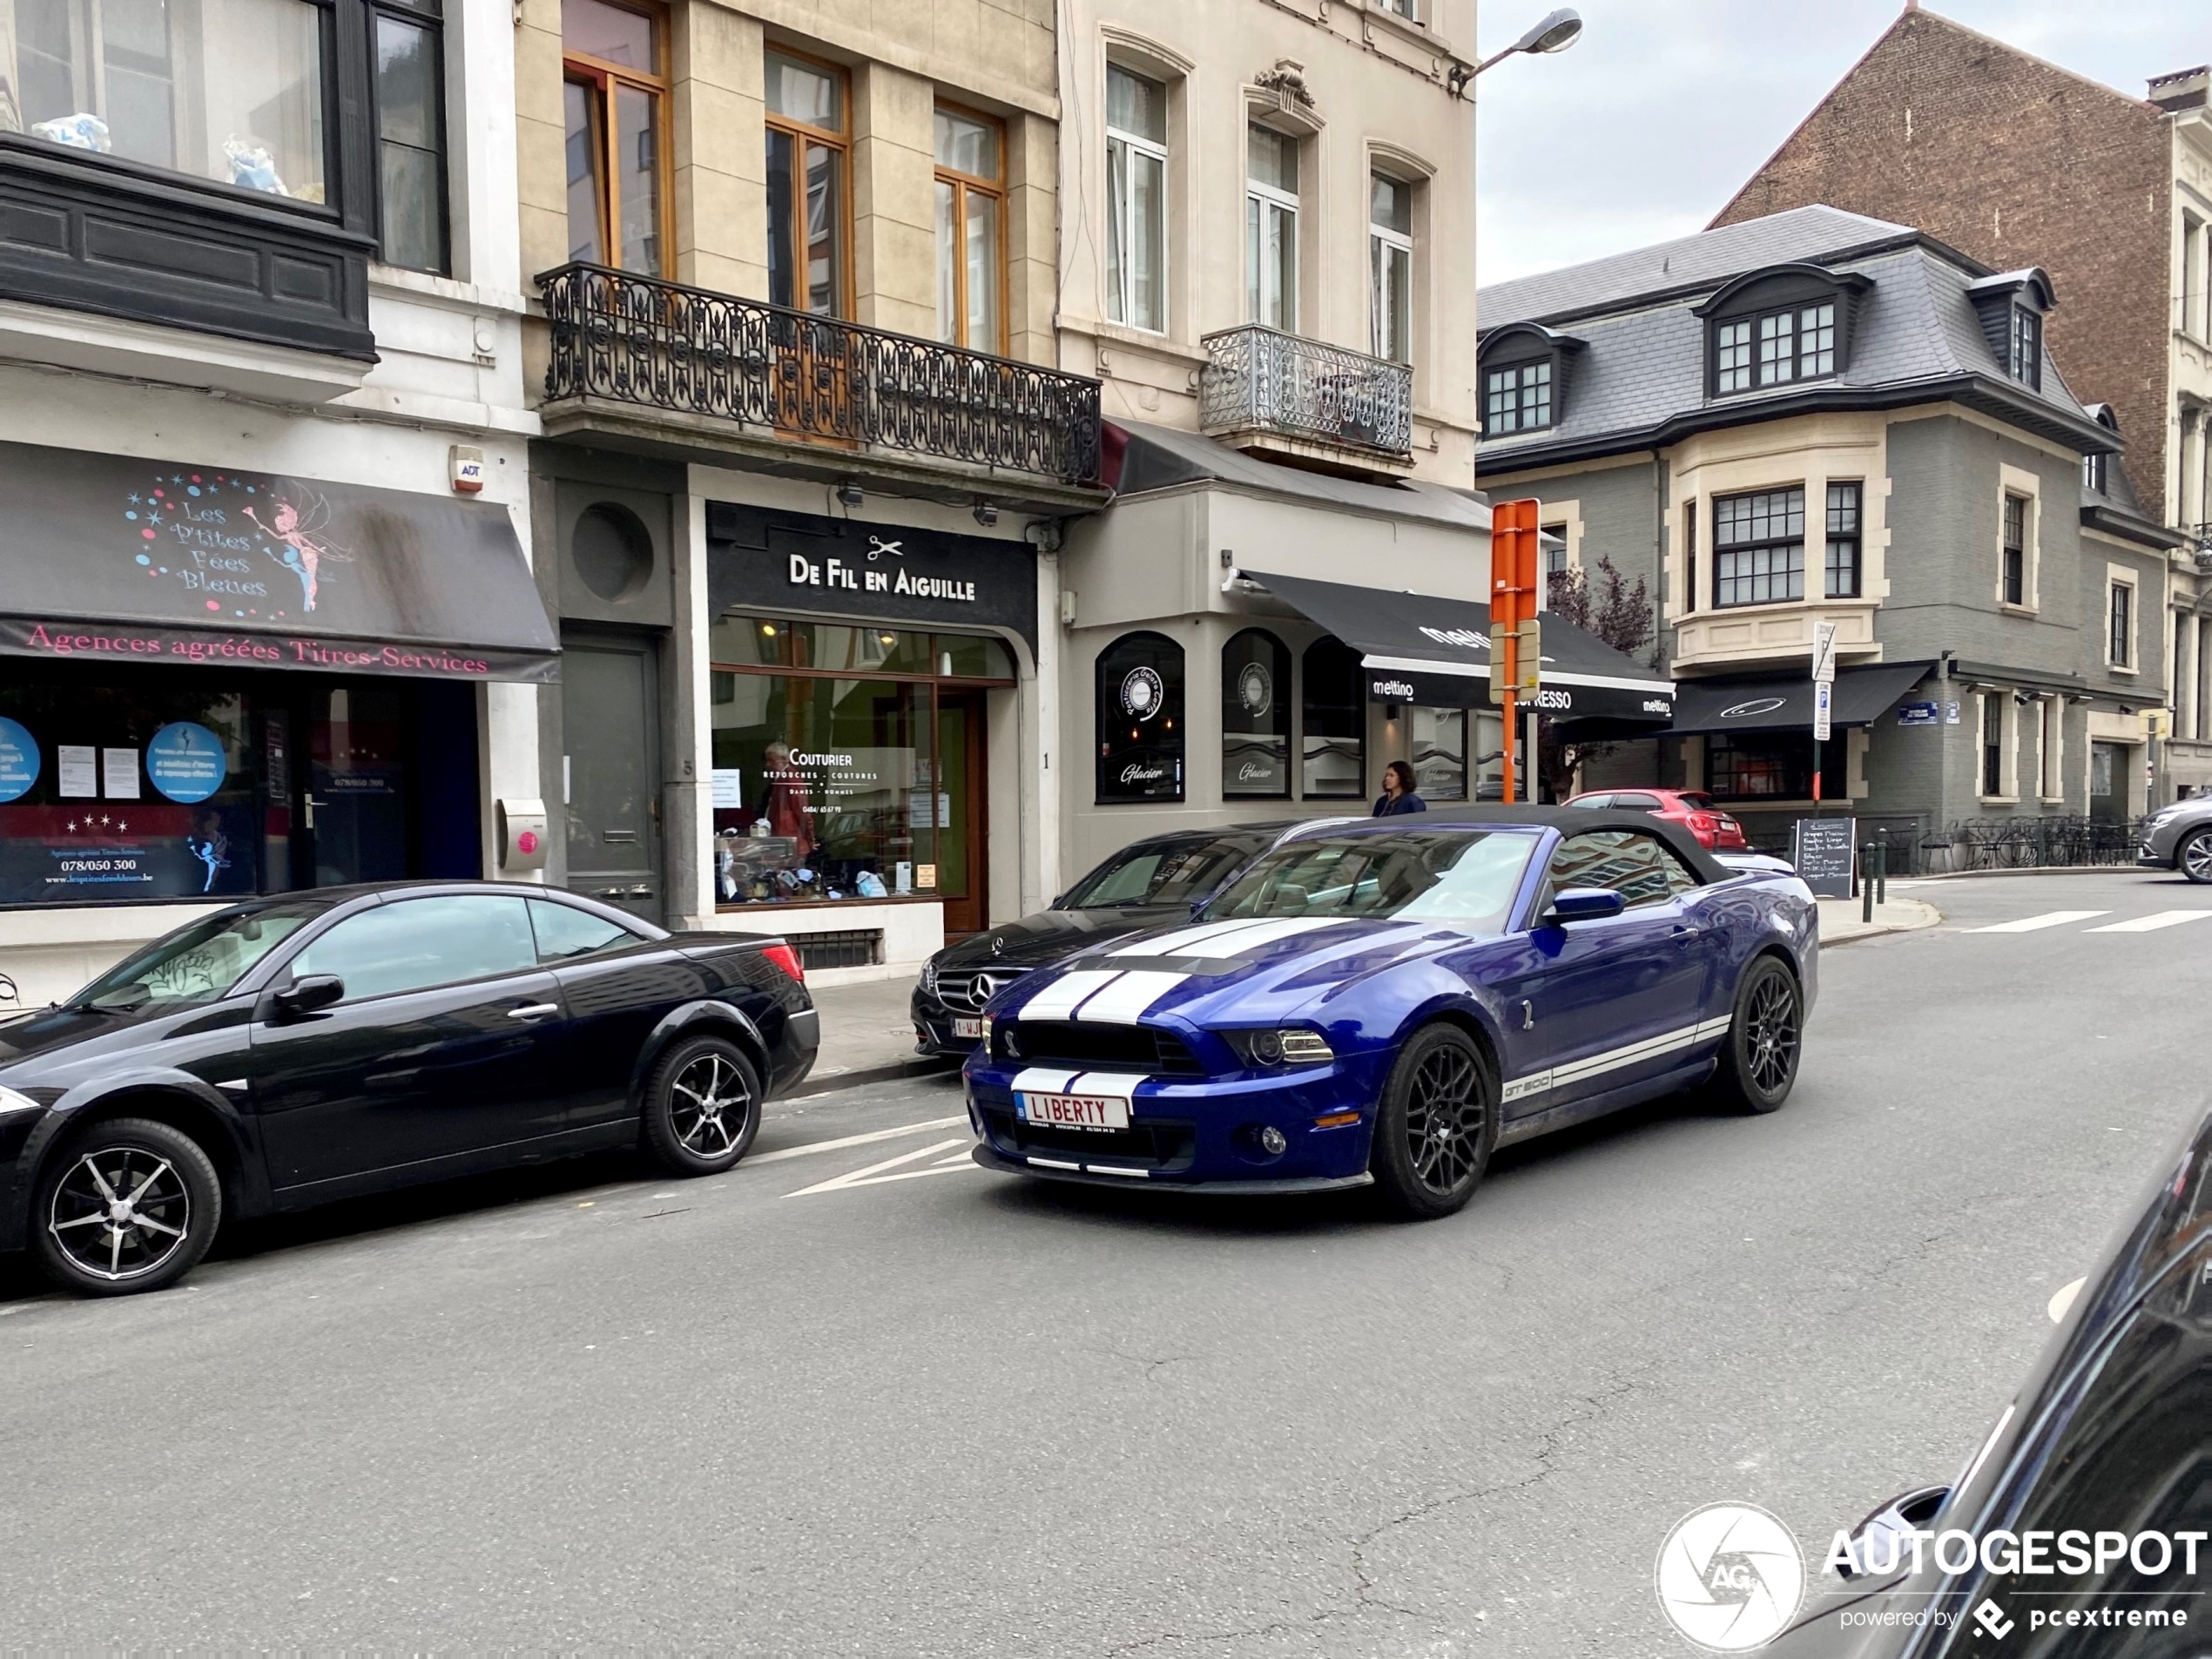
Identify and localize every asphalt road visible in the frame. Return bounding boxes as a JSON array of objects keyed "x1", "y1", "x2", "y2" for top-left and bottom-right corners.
[{"x1": 2, "y1": 870, "x2": 2207, "y2": 1656}]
